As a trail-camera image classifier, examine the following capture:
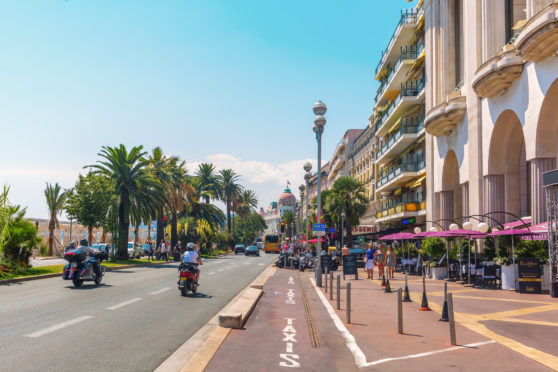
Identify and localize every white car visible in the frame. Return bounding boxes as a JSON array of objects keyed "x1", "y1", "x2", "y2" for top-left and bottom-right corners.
[{"x1": 128, "y1": 242, "x2": 143, "y2": 259}]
